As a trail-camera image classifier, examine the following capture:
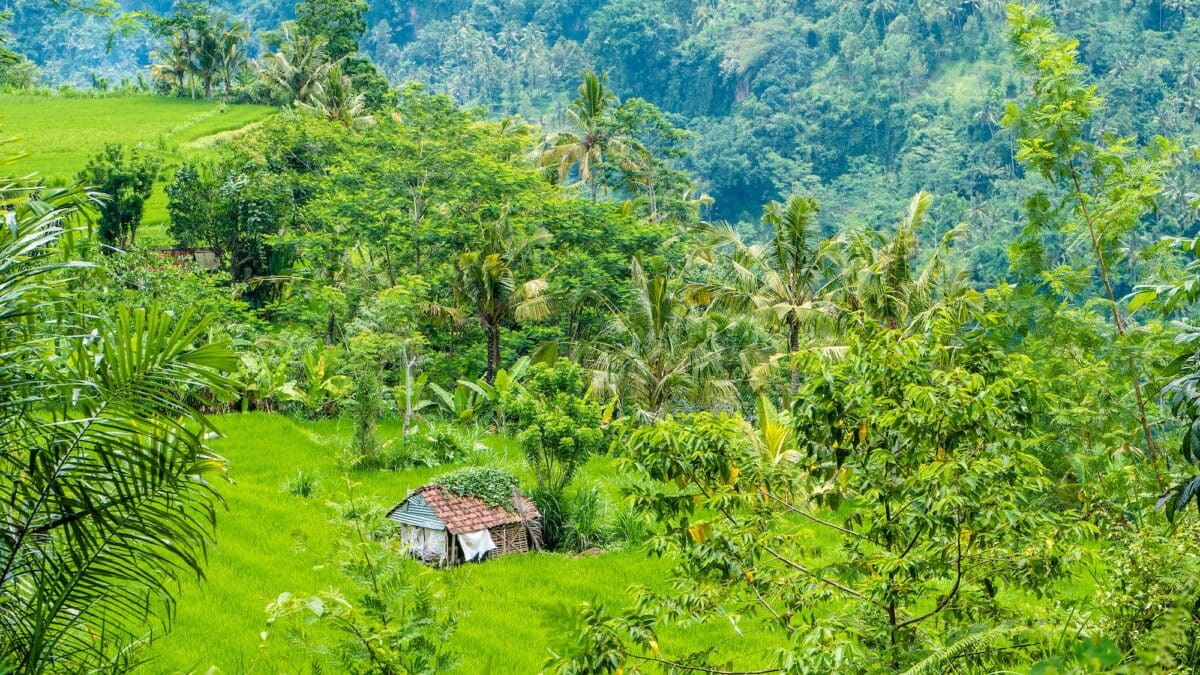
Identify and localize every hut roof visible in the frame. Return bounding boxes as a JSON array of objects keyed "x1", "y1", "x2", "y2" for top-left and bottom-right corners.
[{"x1": 387, "y1": 485, "x2": 539, "y2": 535}]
